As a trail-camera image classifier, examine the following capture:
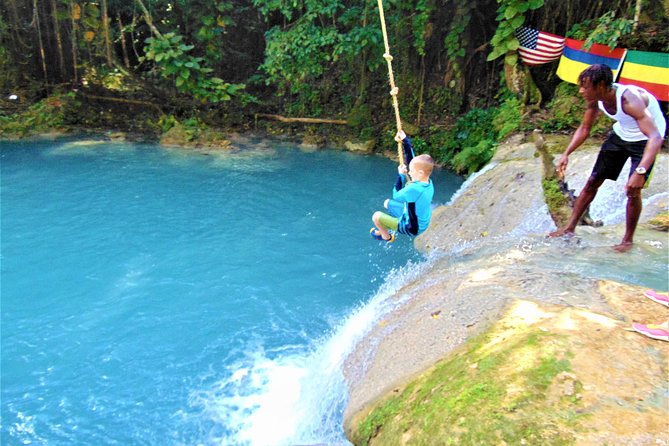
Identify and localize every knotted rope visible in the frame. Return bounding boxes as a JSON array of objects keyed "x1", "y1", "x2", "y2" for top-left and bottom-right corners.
[{"x1": 377, "y1": 0, "x2": 405, "y2": 166}]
